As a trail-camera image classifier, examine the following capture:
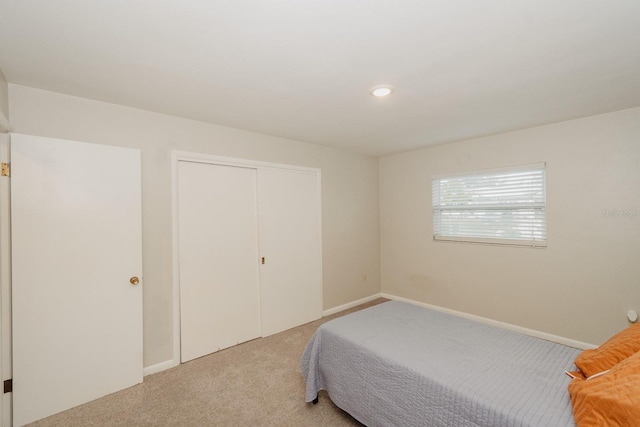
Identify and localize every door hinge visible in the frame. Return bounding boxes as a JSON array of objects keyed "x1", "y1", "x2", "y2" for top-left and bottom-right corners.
[
  {"x1": 3, "y1": 379, "x2": 12, "y2": 393},
  {"x1": 1, "y1": 162, "x2": 9, "y2": 177}
]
